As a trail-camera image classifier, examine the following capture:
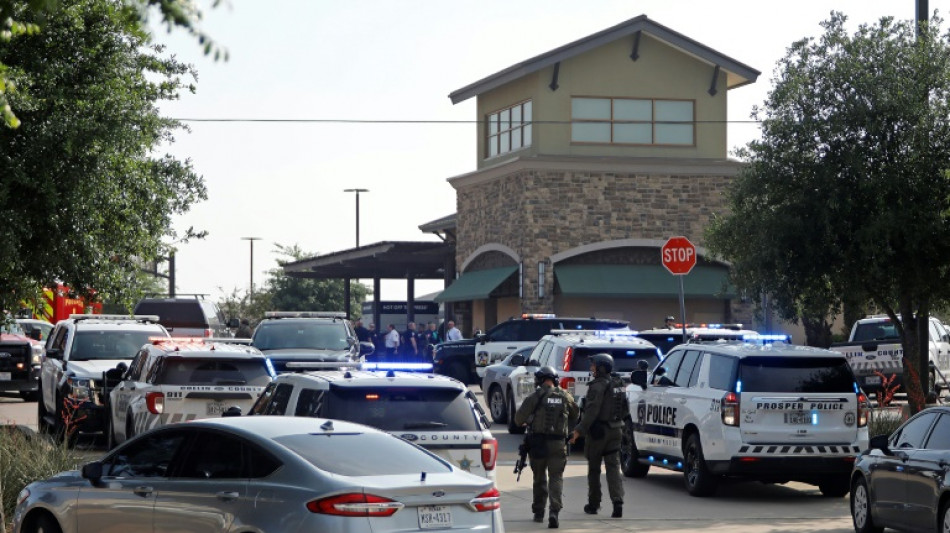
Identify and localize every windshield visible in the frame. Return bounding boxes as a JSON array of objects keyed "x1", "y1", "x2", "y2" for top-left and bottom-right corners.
[
  {"x1": 276, "y1": 432, "x2": 451, "y2": 476},
  {"x1": 852, "y1": 322, "x2": 900, "y2": 342},
  {"x1": 253, "y1": 321, "x2": 350, "y2": 351},
  {"x1": 570, "y1": 347, "x2": 661, "y2": 372},
  {"x1": 738, "y1": 356, "x2": 856, "y2": 393},
  {"x1": 70, "y1": 330, "x2": 155, "y2": 361},
  {"x1": 156, "y1": 358, "x2": 272, "y2": 386},
  {"x1": 325, "y1": 386, "x2": 480, "y2": 431},
  {"x1": 1, "y1": 321, "x2": 25, "y2": 335}
]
